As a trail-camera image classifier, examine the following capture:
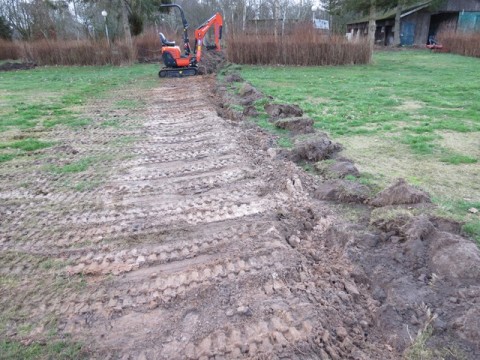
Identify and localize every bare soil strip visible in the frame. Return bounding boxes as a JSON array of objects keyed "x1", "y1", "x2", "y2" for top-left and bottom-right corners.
[
  {"x1": 0, "y1": 76, "x2": 394, "y2": 358},
  {"x1": 8, "y1": 75, "x2": 480, "y2": 359}
]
